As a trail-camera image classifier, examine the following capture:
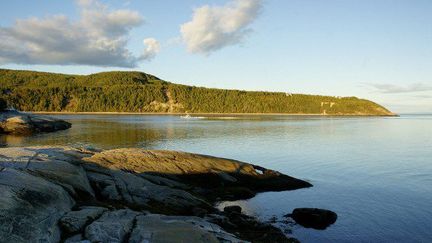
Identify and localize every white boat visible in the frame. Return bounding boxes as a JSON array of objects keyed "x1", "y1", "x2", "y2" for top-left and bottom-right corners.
[
  {"x1": 180, "y1": 114, "x2": 191, "y2": 119},
  {"x1": 180, "y1": 113, "x2": 205, "y2": 119}
]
